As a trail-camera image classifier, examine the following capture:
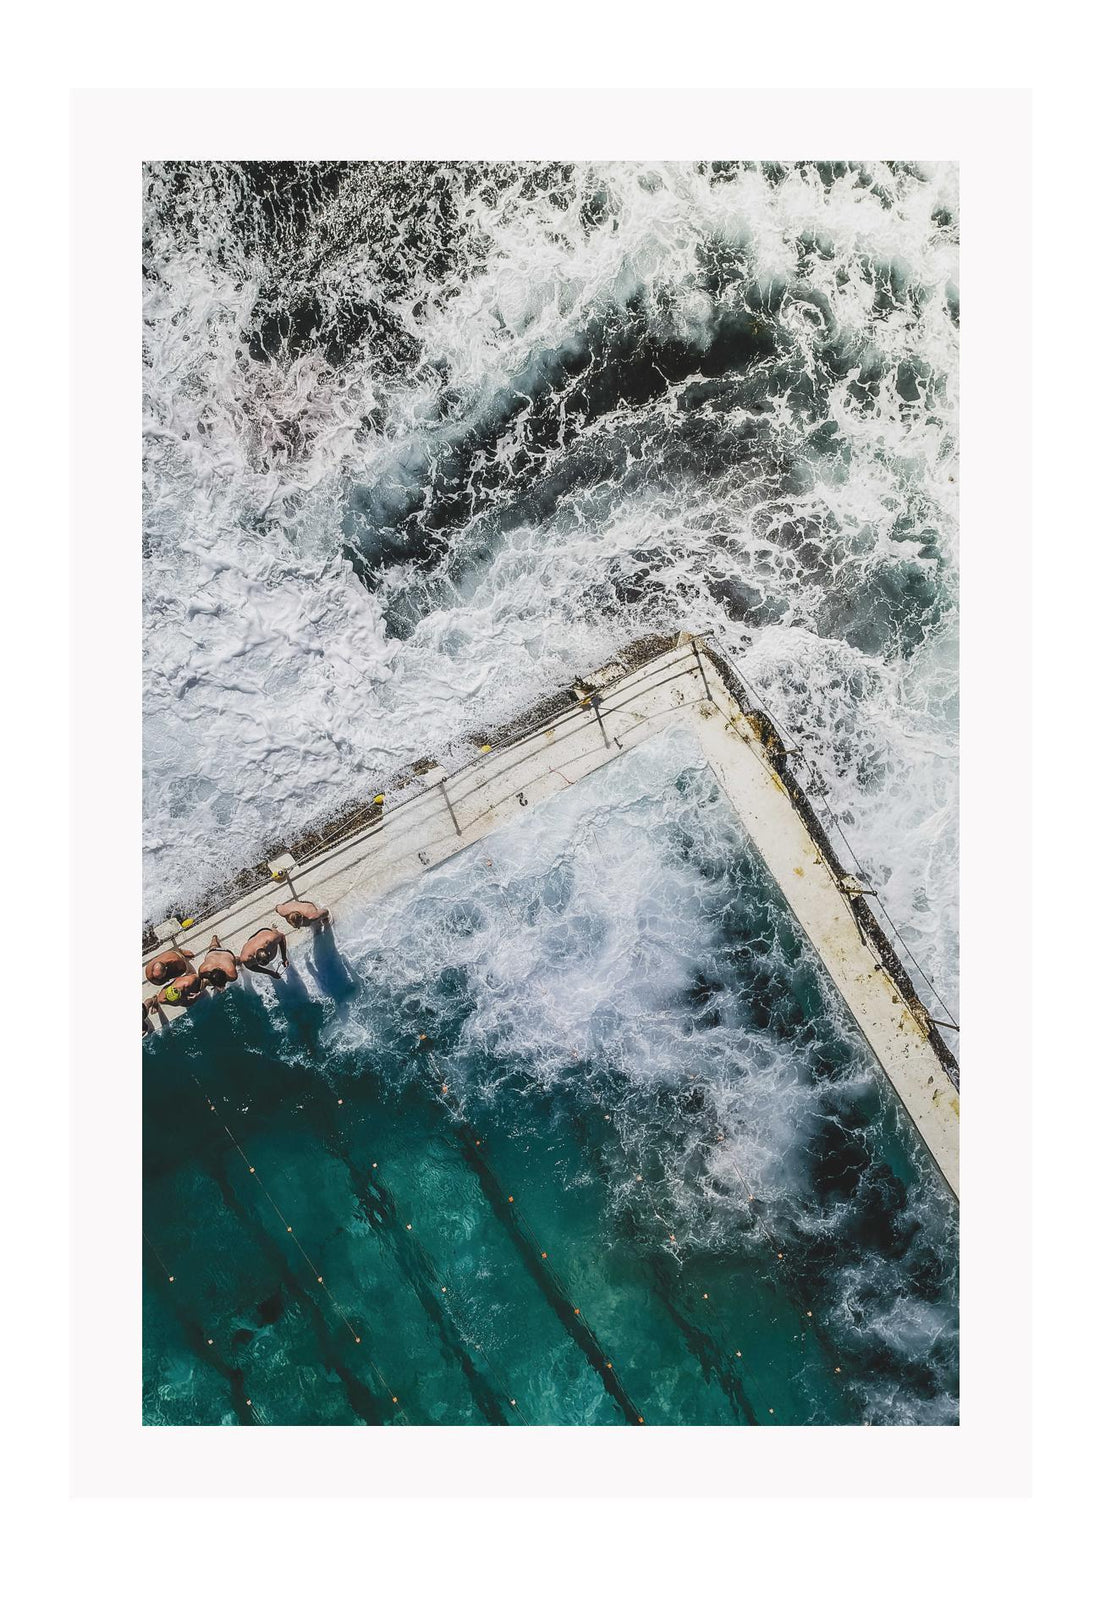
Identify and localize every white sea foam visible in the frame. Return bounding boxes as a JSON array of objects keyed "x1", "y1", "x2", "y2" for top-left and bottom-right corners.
[{"x1": 144, "y1": 160, "x2": 959, "y2": 1030}]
